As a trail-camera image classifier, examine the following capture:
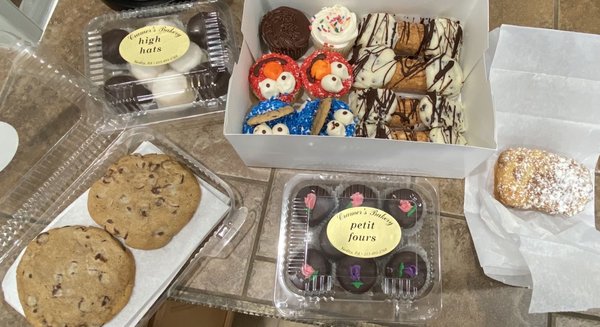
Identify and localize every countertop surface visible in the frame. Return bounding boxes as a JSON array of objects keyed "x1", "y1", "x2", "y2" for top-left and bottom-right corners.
[{"x1": 4, "y1": 0, "x2": 600, "y2": 326}]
